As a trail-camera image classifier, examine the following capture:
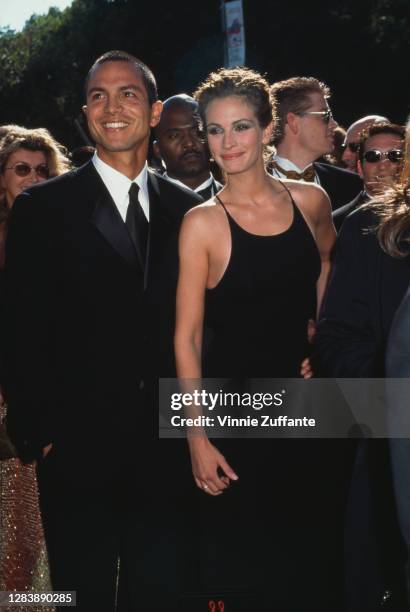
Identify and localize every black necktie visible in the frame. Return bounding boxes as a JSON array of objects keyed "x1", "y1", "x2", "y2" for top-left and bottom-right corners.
[{"x1": 126, "y1": 183, "x2": 148, "y2": 263}]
